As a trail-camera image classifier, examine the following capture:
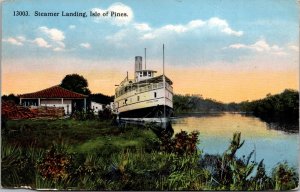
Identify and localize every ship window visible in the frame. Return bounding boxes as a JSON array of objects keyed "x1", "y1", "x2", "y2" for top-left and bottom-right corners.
[
  {"x1": 154, "y1": 92, "x2": 157, "y2": 98},
  {"x1": 140, "y1": 72, "x2": 142, "y2": 77},
  {"x1": 148, "y1": 72, "x2": 151, "y2": 77},
  {"x1": 137, "y1": 96, "x2": 140, "y2": 101},
  {"x1": 143, "y1": 71, "x2": 147, "y2": 76}
]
